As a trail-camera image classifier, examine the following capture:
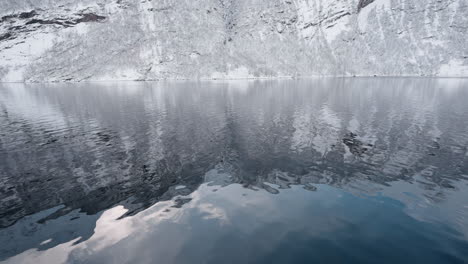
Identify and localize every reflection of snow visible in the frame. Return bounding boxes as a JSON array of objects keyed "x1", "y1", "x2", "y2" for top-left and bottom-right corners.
[
  {"x1": 312, "y1": 105, "x2": 341, "y2": 155},
  {"x1": 2, "y1": 78, "x2": 468, "y2": 263},
  {"x1": 291, "y1": 104, "x2": 342, "y2": 155},
  {"x1": 290, "y1": 108, "x2": 313, "y2": 153},
  {"x1": 0, "y1": 84, "x2": 67, "y2": 130}
]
